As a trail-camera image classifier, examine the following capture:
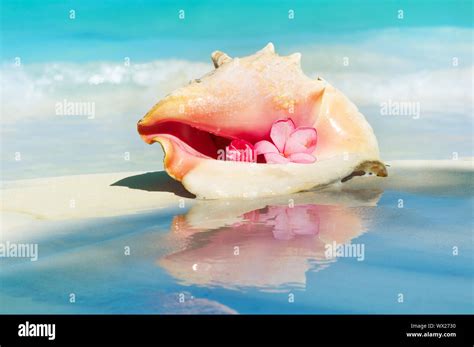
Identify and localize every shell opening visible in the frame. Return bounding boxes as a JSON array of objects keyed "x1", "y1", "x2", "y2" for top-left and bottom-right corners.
[
  {"x1": 138, "y1": 121, "x2": 235, "y2": 160},
  {"x1": 137, "y1": 116, "x2": 322, "y2": 165}
]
